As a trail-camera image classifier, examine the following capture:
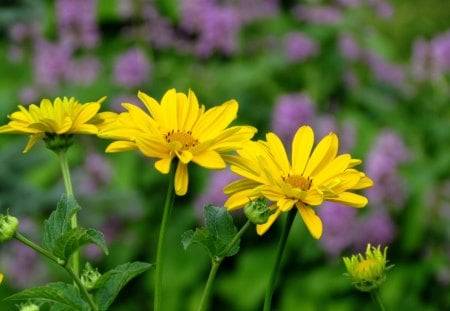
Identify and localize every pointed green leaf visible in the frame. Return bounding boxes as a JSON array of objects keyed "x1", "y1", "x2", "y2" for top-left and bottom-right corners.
[
  {"x1": 53, "y1": 228, "x2": 109, "y2": 260},
  {"x1": 182, "y1": 204, "x2": 239, "y2": 259},
  {"x1": 92, "y1": 261, "x2": 153, "y2": 311},
  {"x1": 42, "y1": 195, "x2": 81, "y2": 251},
  {"x1": 5, "y1": 282, "x2": 89, "y2": 311}
]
